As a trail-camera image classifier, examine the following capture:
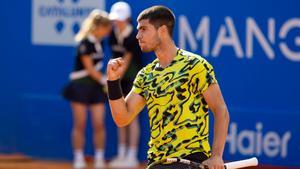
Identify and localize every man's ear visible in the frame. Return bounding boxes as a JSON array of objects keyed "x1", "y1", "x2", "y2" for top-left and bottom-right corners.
[{"x1": 158, "y1": 25, "x2": 168, "y2": 38}]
